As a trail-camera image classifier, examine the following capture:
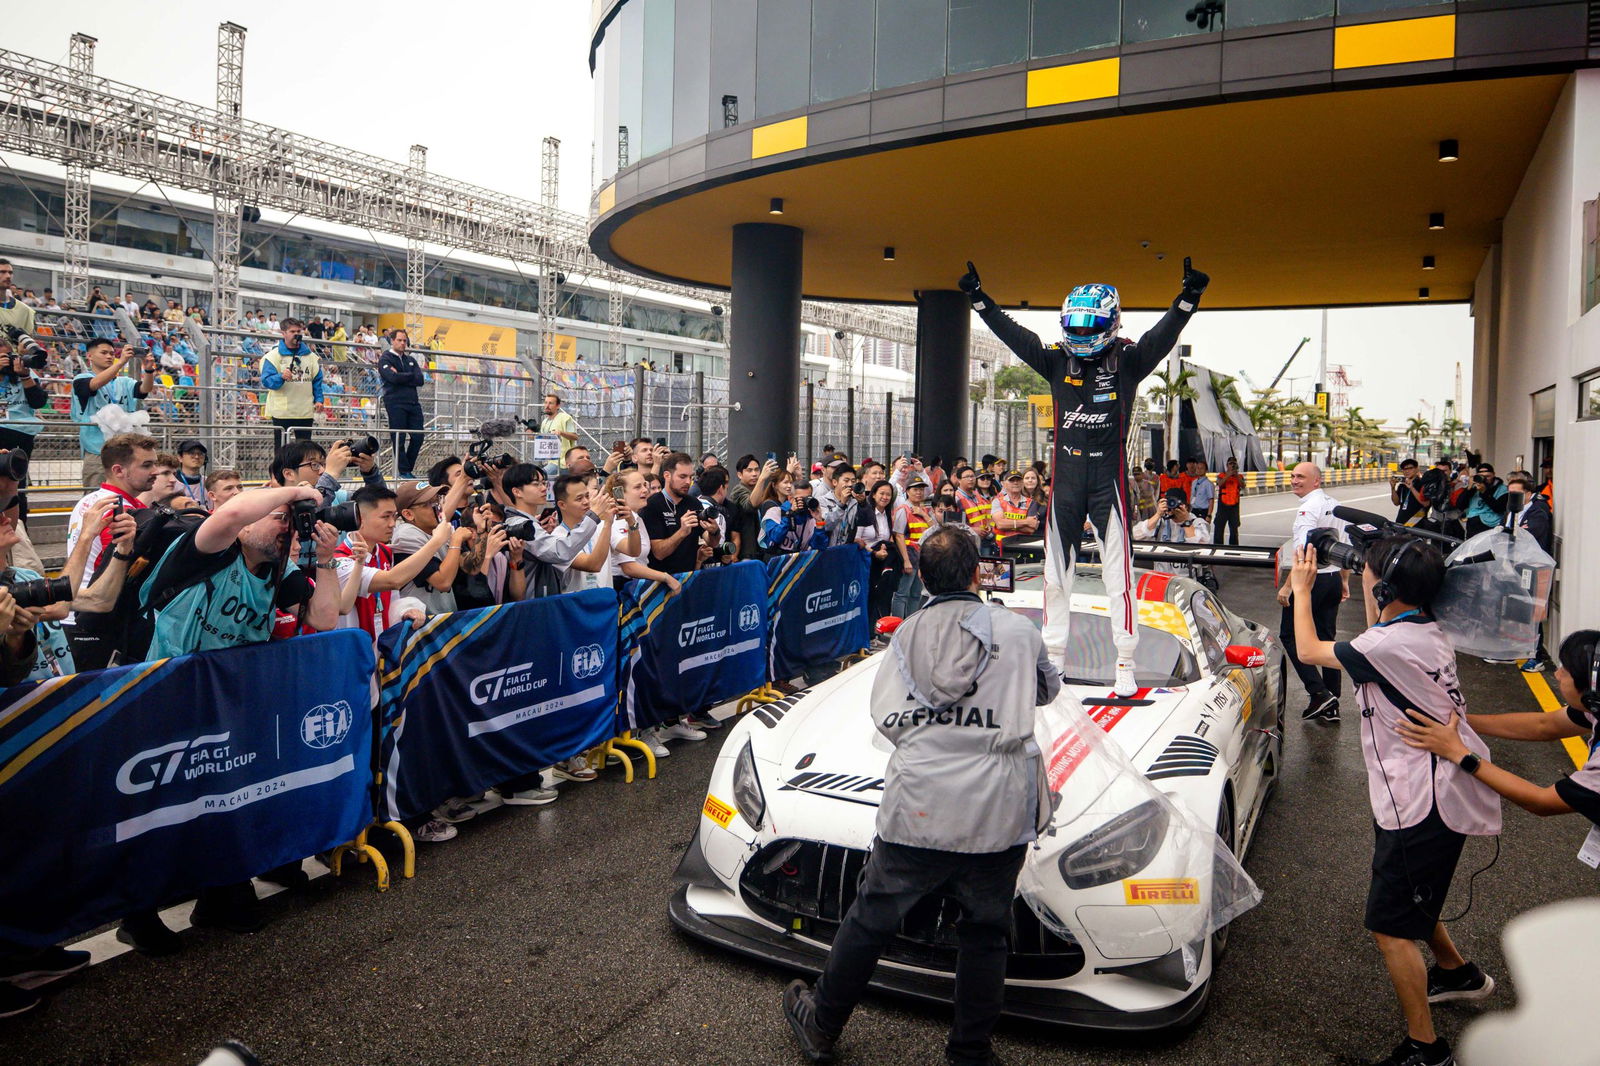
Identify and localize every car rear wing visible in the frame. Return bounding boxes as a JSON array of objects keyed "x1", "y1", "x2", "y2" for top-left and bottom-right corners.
[{"x1": 1002, "y1": 536, "x2": 1278, "y2": 569}]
